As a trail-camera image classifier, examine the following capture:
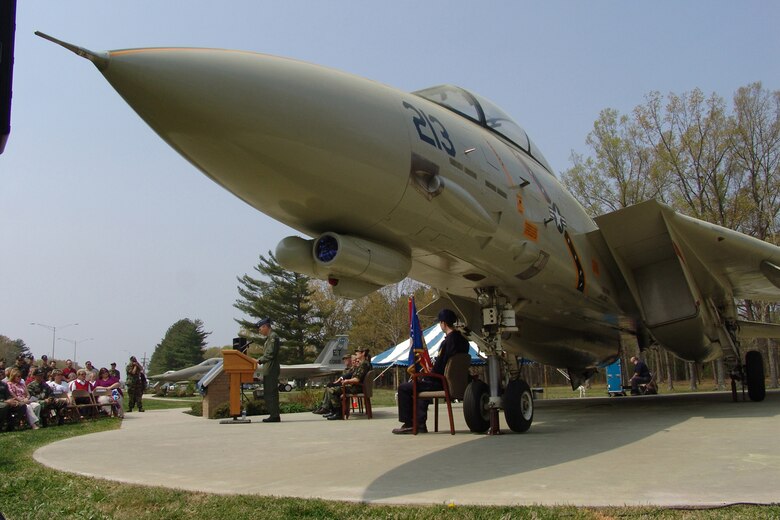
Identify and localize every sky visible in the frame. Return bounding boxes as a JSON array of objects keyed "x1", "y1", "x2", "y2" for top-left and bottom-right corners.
[{"x1": 2, "y1": 1, "x2": 779, "y2": 370}]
